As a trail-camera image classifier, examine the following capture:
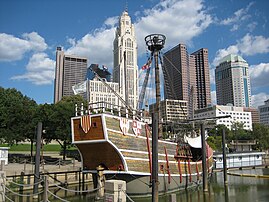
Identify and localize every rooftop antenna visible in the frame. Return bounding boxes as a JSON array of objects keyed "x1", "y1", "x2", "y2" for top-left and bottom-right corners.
[{"x1": 125, "y1": 1, "x2": 128, "y2": 12}]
